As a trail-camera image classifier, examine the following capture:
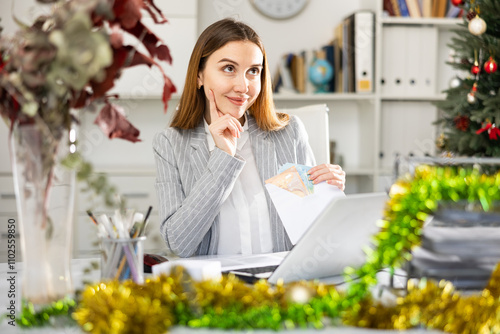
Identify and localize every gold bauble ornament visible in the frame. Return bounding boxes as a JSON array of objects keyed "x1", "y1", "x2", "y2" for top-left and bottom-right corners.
[
  {"x1": 468, "y1": 16, "x2": 487, "y2": 35},
  {"x1": 448, "y1": 76, "x2": 461, "y2": 88},
  {"x1": 467, "y1": 92, "x2": 476, "y2": 103}
]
